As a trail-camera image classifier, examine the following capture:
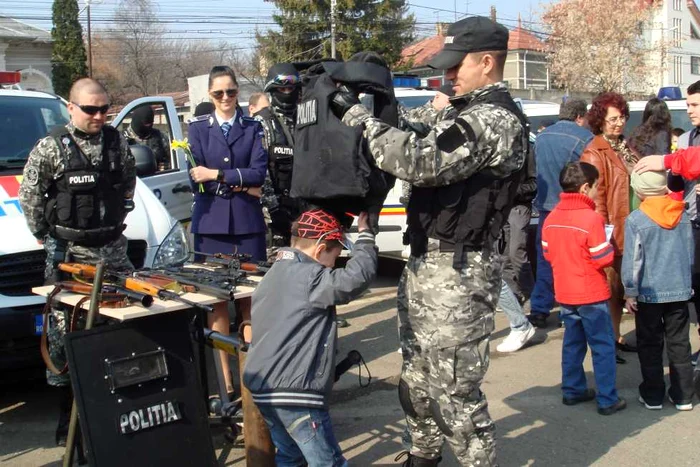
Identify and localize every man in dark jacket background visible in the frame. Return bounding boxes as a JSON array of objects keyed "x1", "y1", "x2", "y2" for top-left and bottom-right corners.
[{"x1": 502, "y1": 138, "x2": 537, "y2": 305}]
